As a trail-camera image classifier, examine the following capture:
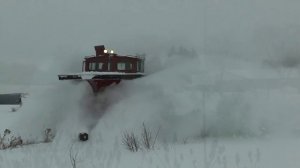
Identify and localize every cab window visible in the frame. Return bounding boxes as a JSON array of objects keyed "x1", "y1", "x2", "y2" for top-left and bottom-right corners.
[
  {"x1": 98, "y1": 63, "x2": 104, "y2": 70},
  {"x1": 117, "y1": 62, "x2": 126, "y2": 70},
  {"x1": 117, "y1": 62, "x2": 133, "y2": 71},
  {"x1": 89, "y1": 62, "x2": 96, "y2": 71}
]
